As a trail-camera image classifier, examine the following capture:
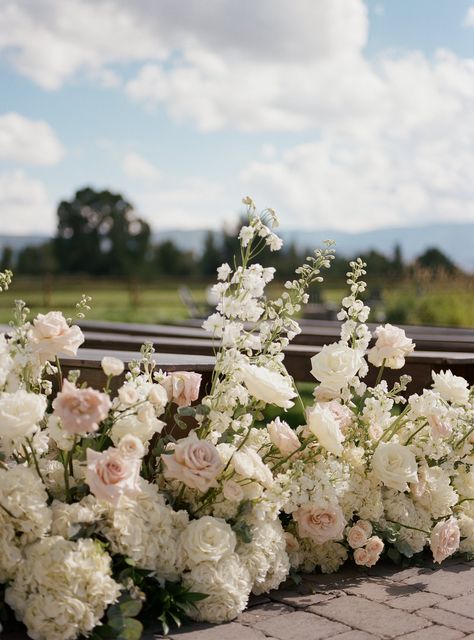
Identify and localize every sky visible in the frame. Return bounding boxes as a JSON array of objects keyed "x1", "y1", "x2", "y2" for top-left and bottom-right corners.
[{"x1": 0, "y1": 0, "x2": 474, "y2": 235}]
